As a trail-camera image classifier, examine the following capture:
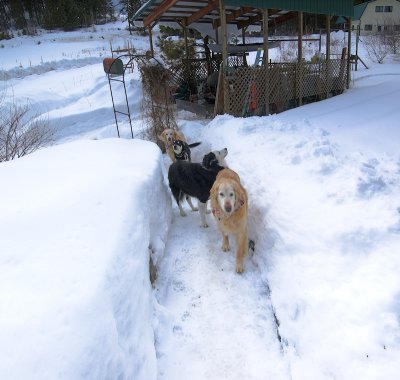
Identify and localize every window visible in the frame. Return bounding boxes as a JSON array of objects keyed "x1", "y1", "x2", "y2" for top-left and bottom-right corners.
[
  {"x1": 364, "y1": 24, "x2": 373, "y2": 31},
  {"x1": 375, "y1": 5, "x2": 393, "y2": 12}
]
